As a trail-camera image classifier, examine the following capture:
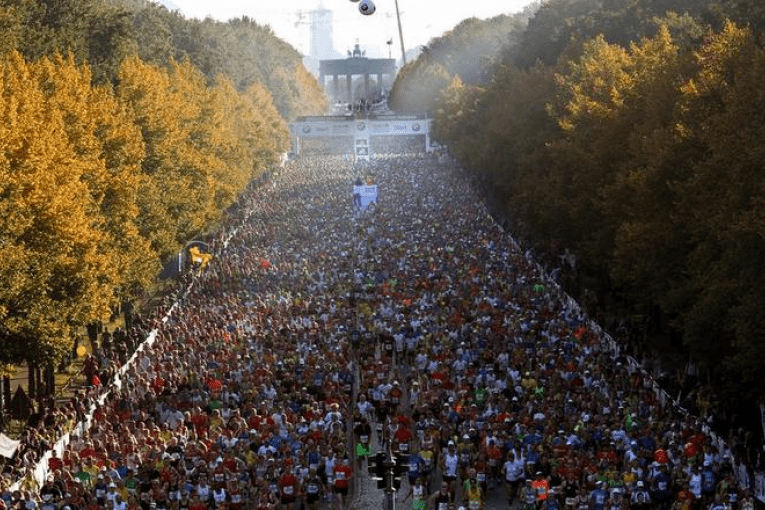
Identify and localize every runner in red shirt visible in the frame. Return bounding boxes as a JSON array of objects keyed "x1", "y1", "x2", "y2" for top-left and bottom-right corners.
[
  {"x1": 188, "y1": 493, "x2": 207, "y2": 510},
  {"x1": 393, "y1": 423, "x2": 414, "y2": 454},
  {"x1": 227, "y1": 481, "x2": 244, "y2": 510},
  {"x1": 279, "y1": 469, "x2": 299, "y2": 510},
  {"x1": 332, "y1": 457, "x2": 353, "y2": 510},
  {"x1": 48, "y1": 451, "x2": 64, "y2": 473}
]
